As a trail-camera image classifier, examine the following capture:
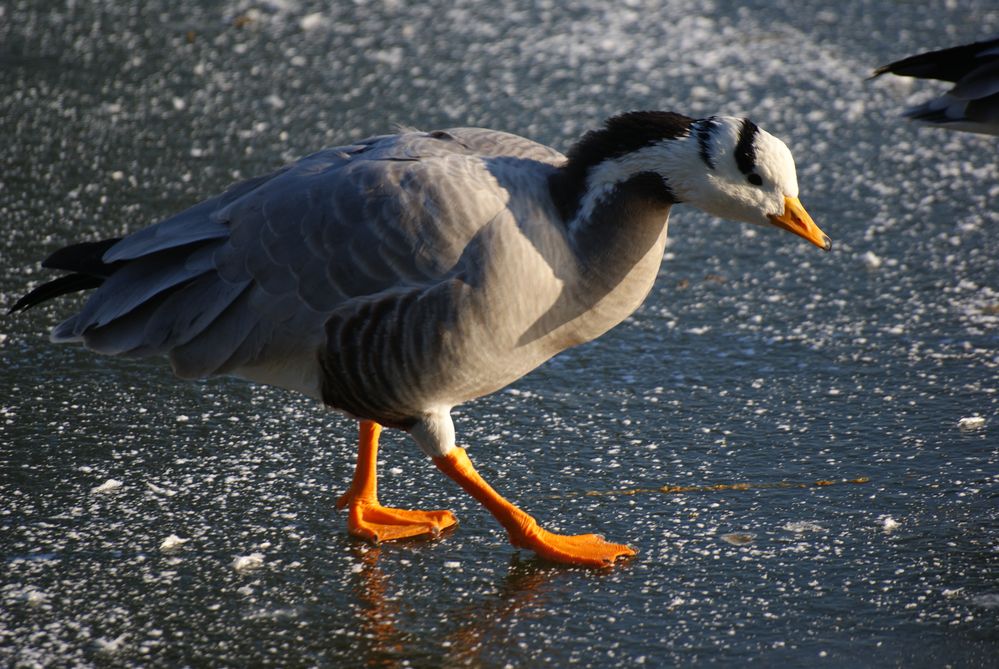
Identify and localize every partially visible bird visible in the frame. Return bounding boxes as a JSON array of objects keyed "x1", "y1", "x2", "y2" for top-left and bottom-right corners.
[
  {"x1": 11, "y1": 111, "x2": 829, "y2": 567},
  {"x1": 873, "y1": 36, "x2": 999, "y2": 135}
]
